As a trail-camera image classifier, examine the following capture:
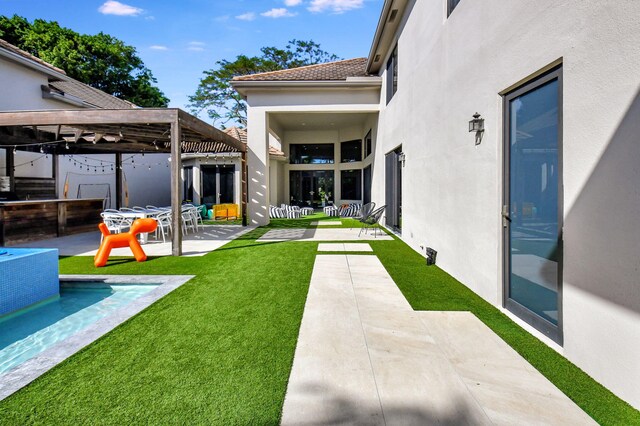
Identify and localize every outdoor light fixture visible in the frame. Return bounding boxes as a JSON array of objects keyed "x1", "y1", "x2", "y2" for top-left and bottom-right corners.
[
  {"x1": 469, "y1": 112, "x2": 485, "y2": 145},
  {"x1": 398, "y1": 152, "x2": 406, "y2": 166}
]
